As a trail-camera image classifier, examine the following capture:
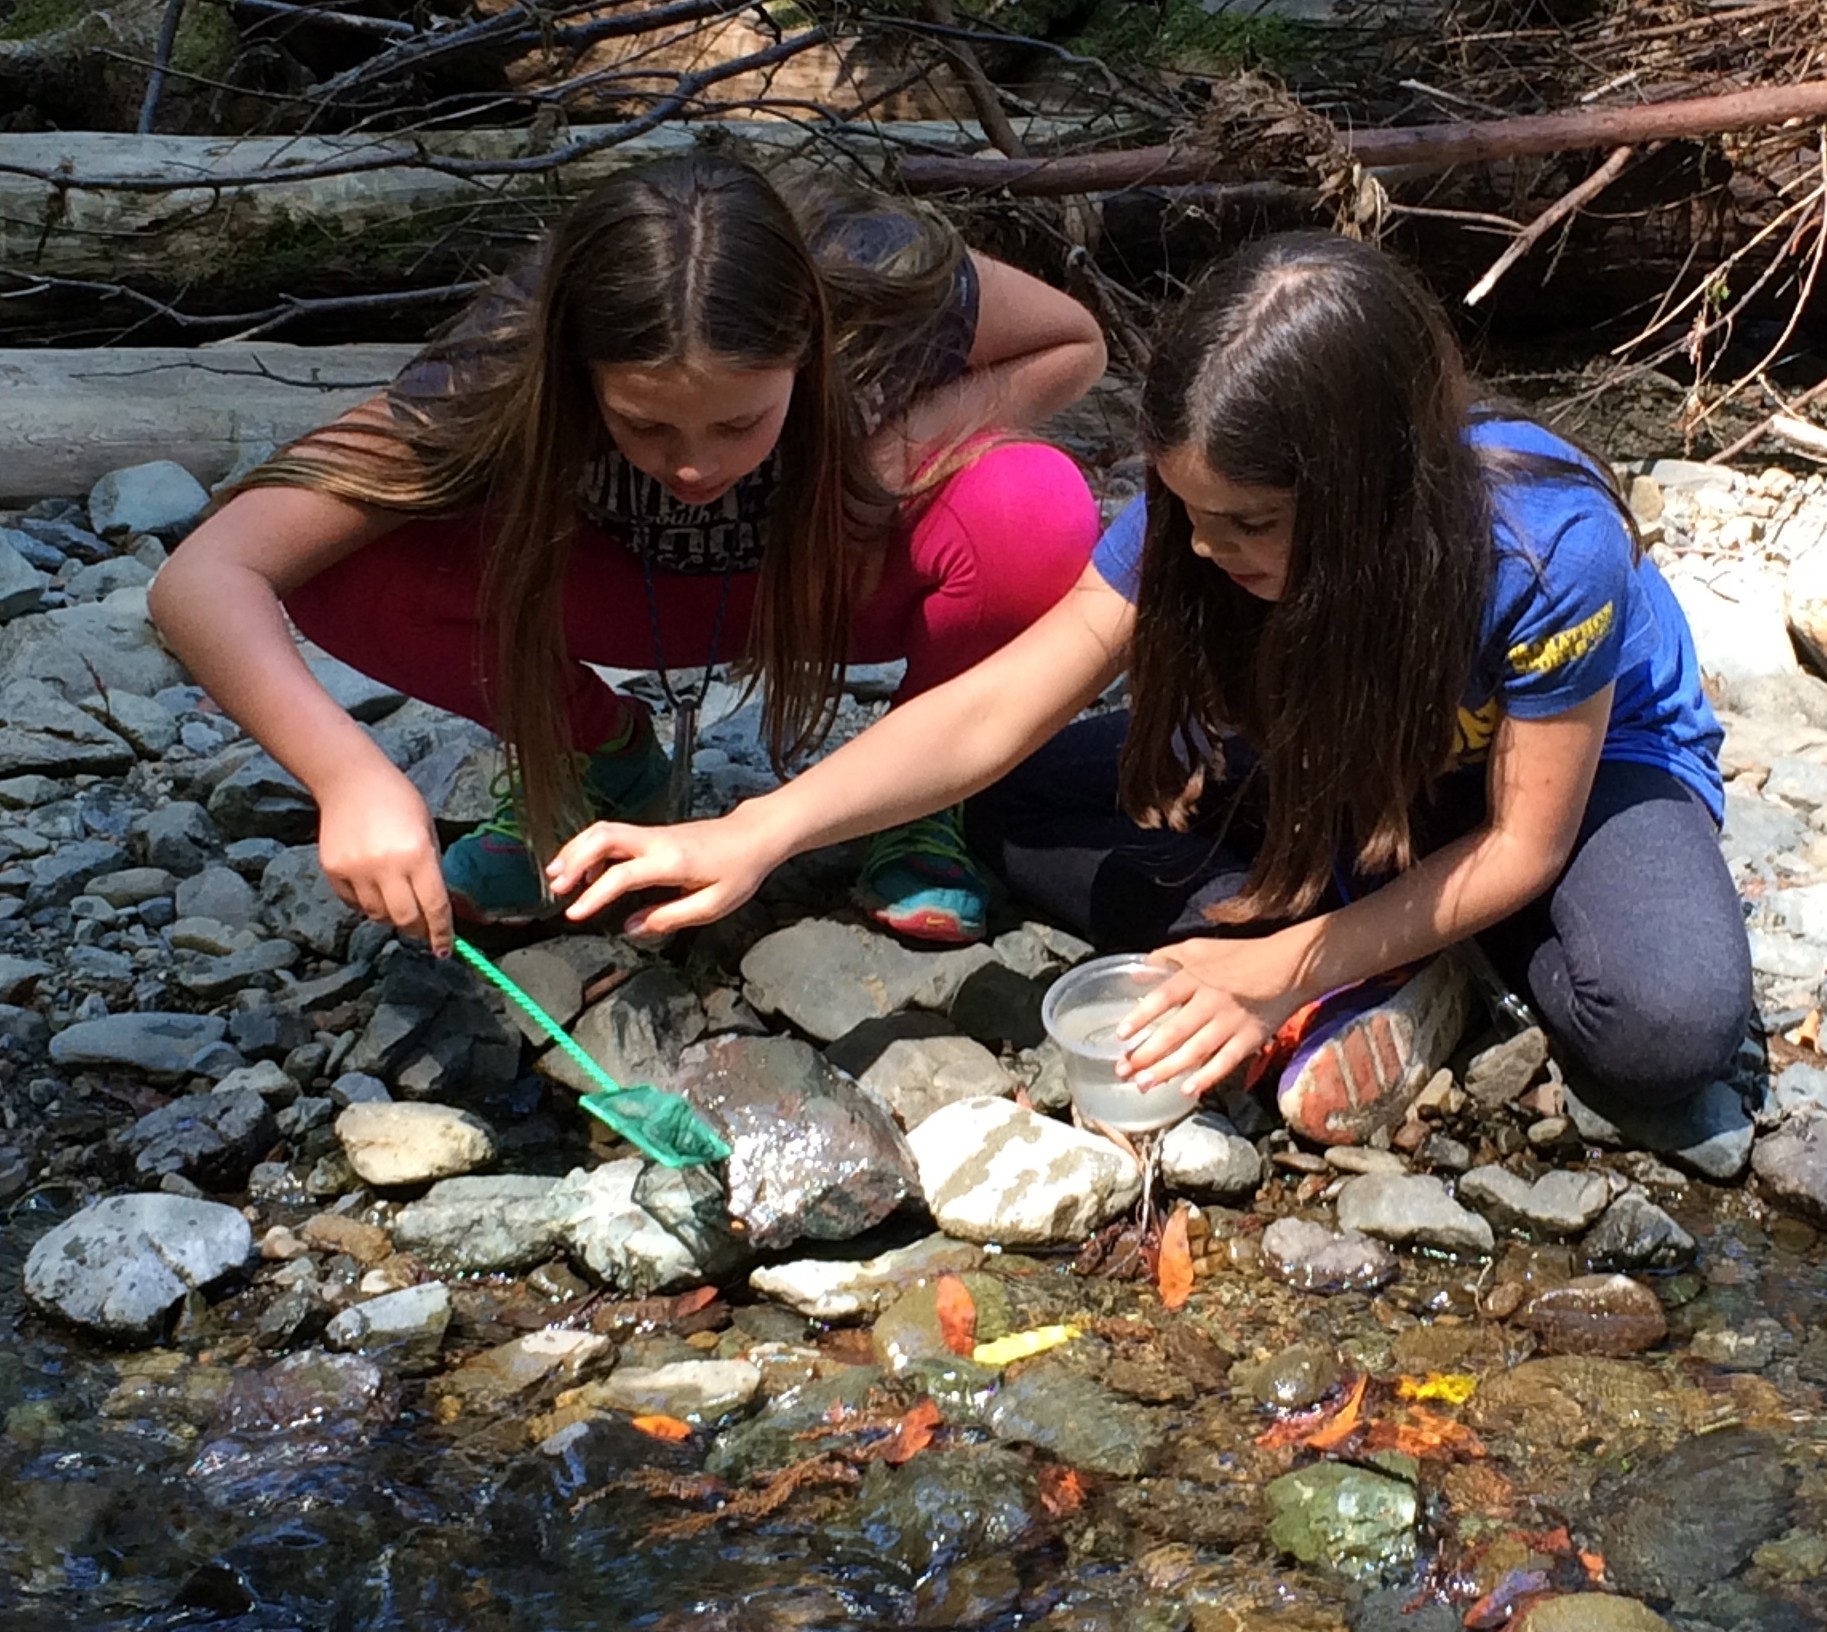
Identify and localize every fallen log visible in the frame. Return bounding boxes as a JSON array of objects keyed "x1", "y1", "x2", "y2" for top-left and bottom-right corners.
[
  {"x1": 897, "y1": 80, "x2": 1827, "y2": 194},
  {"x1": 0, "y1": 344, "x2": 418, "y2": 502}
]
